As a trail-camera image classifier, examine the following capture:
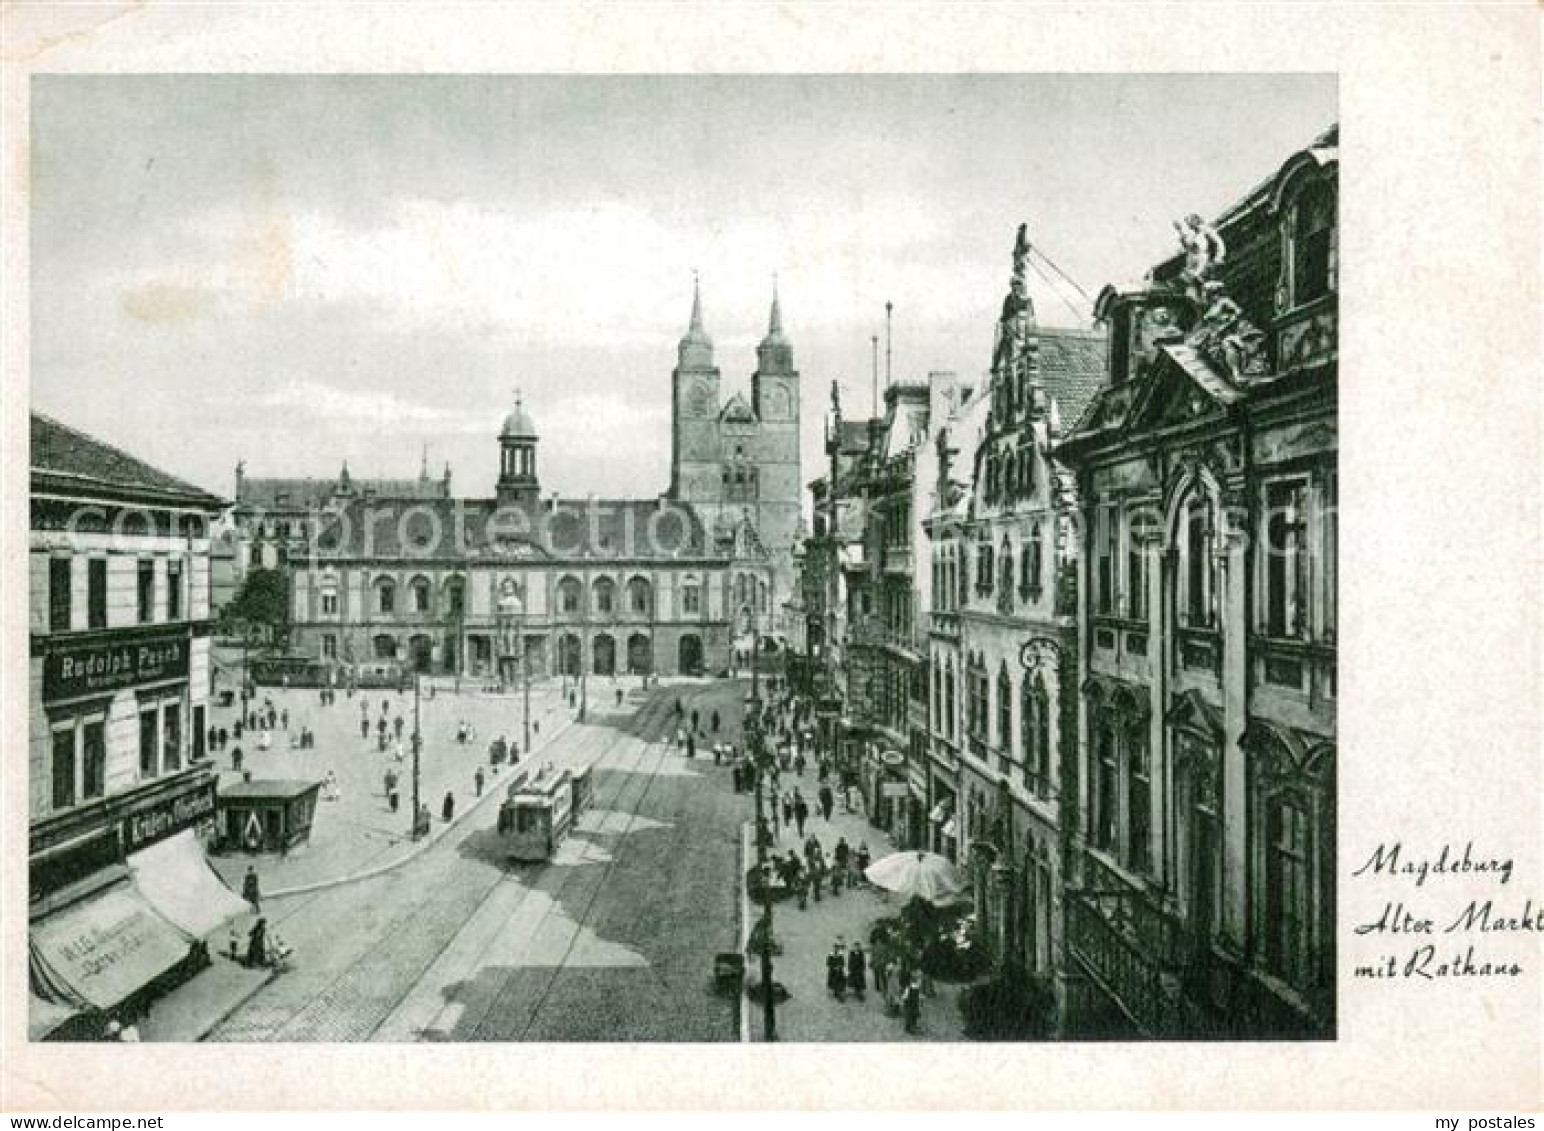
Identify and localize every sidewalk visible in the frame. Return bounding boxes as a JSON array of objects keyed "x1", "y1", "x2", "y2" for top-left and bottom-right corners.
[
  {"x1": 207, "y1": 680, "x2": 580, "y2": 896},
  {"x1": 136, "y1": 954, "x2": 275, "y2": 1042},
  {"x1": 742, "y1": 787, "x2": 971, "y2": 1043}
]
